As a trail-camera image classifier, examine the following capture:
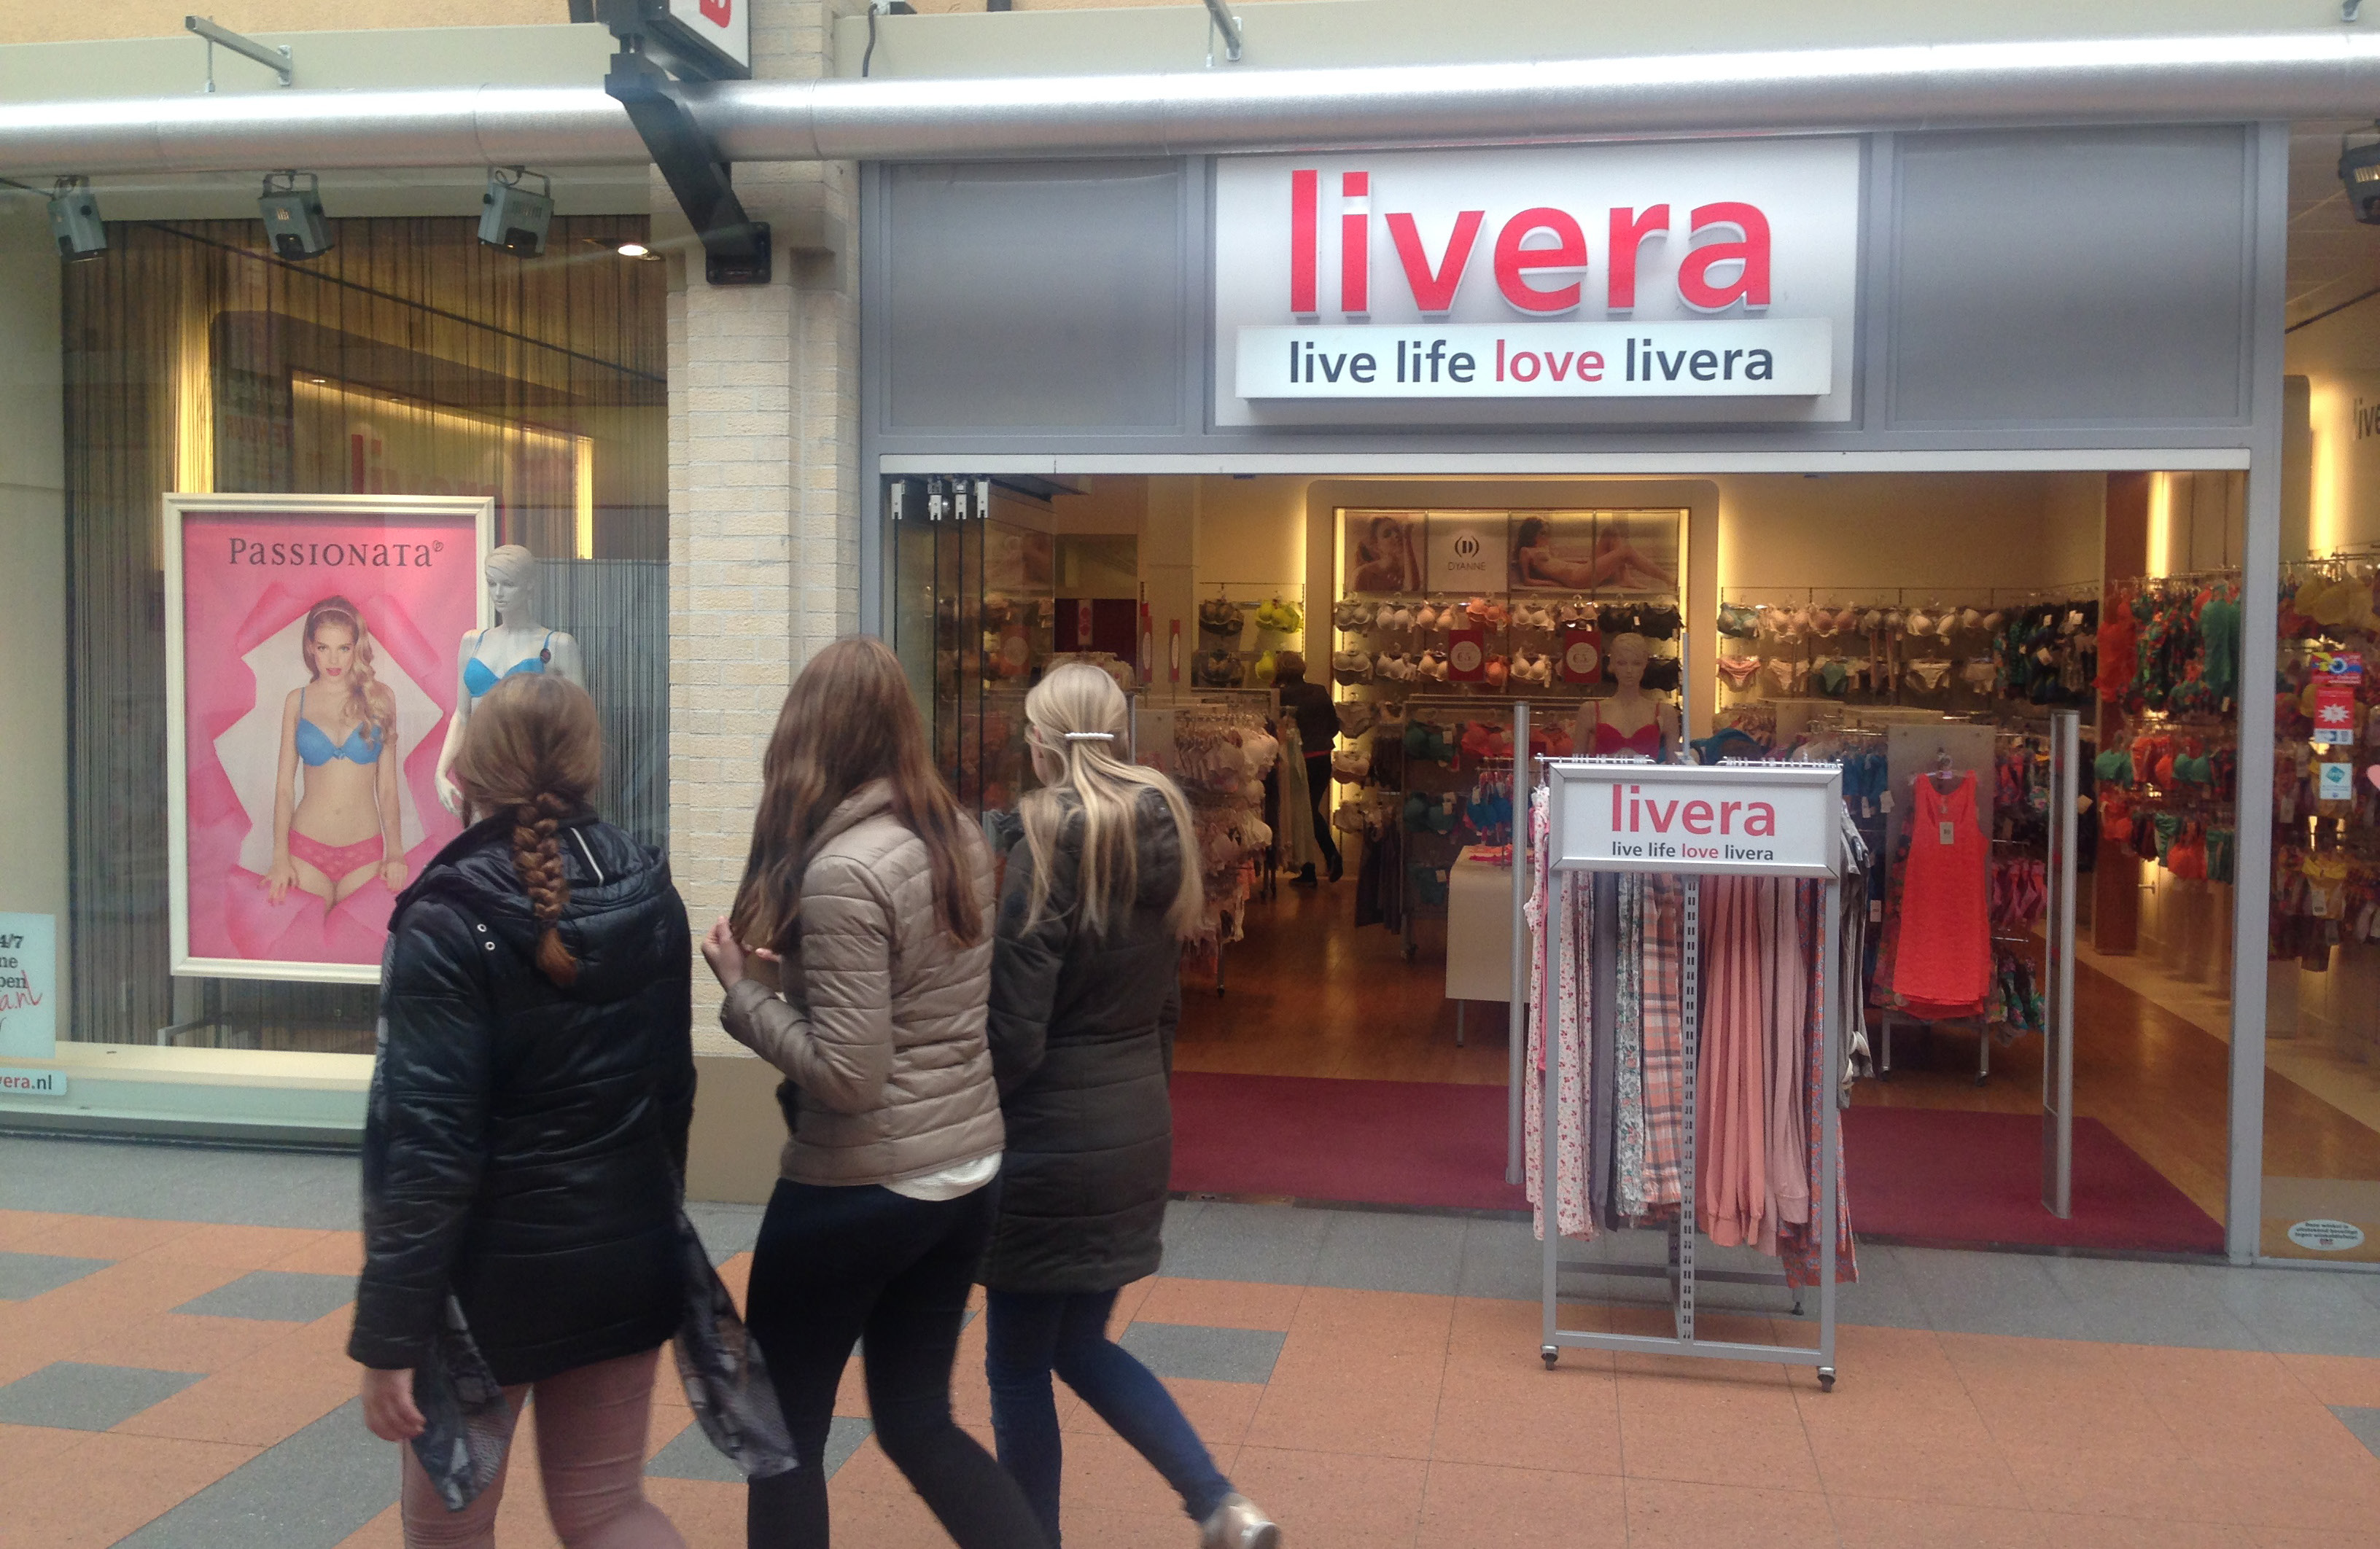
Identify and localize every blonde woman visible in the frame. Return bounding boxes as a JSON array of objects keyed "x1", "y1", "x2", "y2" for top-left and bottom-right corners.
[
  {"x1": 265, "y1": 596, "x2": 406, "y2": 908},
  {"x1": 980, "y1": 663, "x2": 1281, "y2": 1549}
]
